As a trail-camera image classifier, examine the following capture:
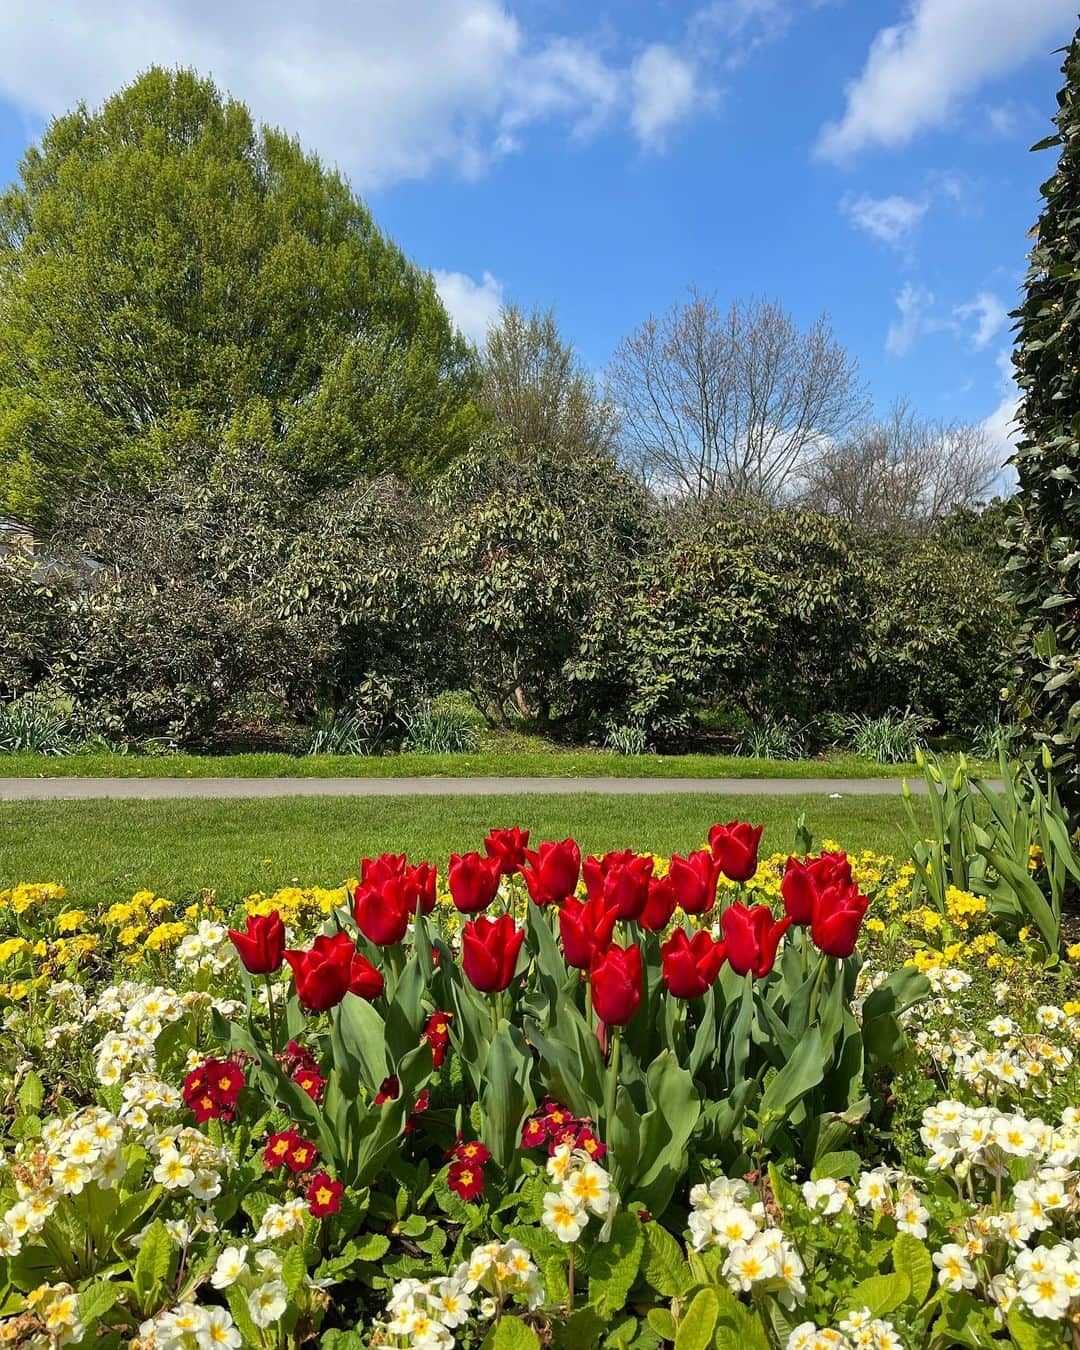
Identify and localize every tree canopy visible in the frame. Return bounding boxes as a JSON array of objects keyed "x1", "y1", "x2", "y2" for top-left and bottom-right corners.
[{"x1": 0, "y1": 67, "x2": 479, "y2": 527}]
